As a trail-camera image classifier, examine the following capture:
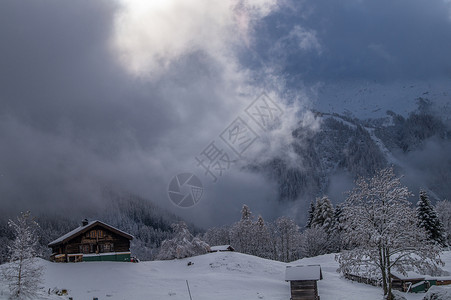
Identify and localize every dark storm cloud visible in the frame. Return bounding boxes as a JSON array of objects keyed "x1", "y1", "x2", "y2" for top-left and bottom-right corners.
[
  {"x1": 0, "y1": 1, "x2": 203, "y2": 211},
  {"x1": 0, "y1": 1, "x2": 164, "y2": 216},
  {"x1": 0, "y1": 0, "x2": 289, "y2": 226},
  {"x1": 251, "y1": 0, "x2": 451, "y2": 82},
  {"x1": 0, "y1": 1, "x2": 176, "y2": 150},
  {"x1": 1, "y1": 0, "x2": 449, "y2": 226}
]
